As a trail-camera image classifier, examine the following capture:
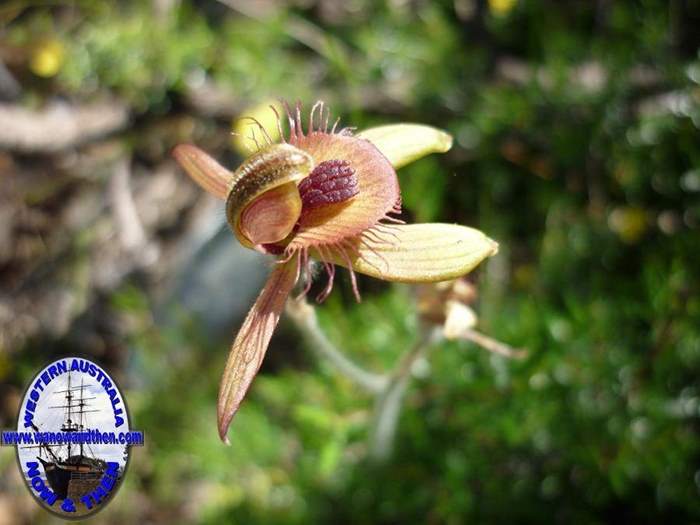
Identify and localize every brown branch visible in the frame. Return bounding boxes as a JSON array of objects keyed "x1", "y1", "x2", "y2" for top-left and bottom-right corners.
[
  {"x1": 108, "y1": 158, "x2": 159, "y2": 268},
  {"x1": 110, "y1": 159, "x2": 147, "y2": 251},
  {"x1": 0, "y1": 100, "x2": 128, "y2": 153}
]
